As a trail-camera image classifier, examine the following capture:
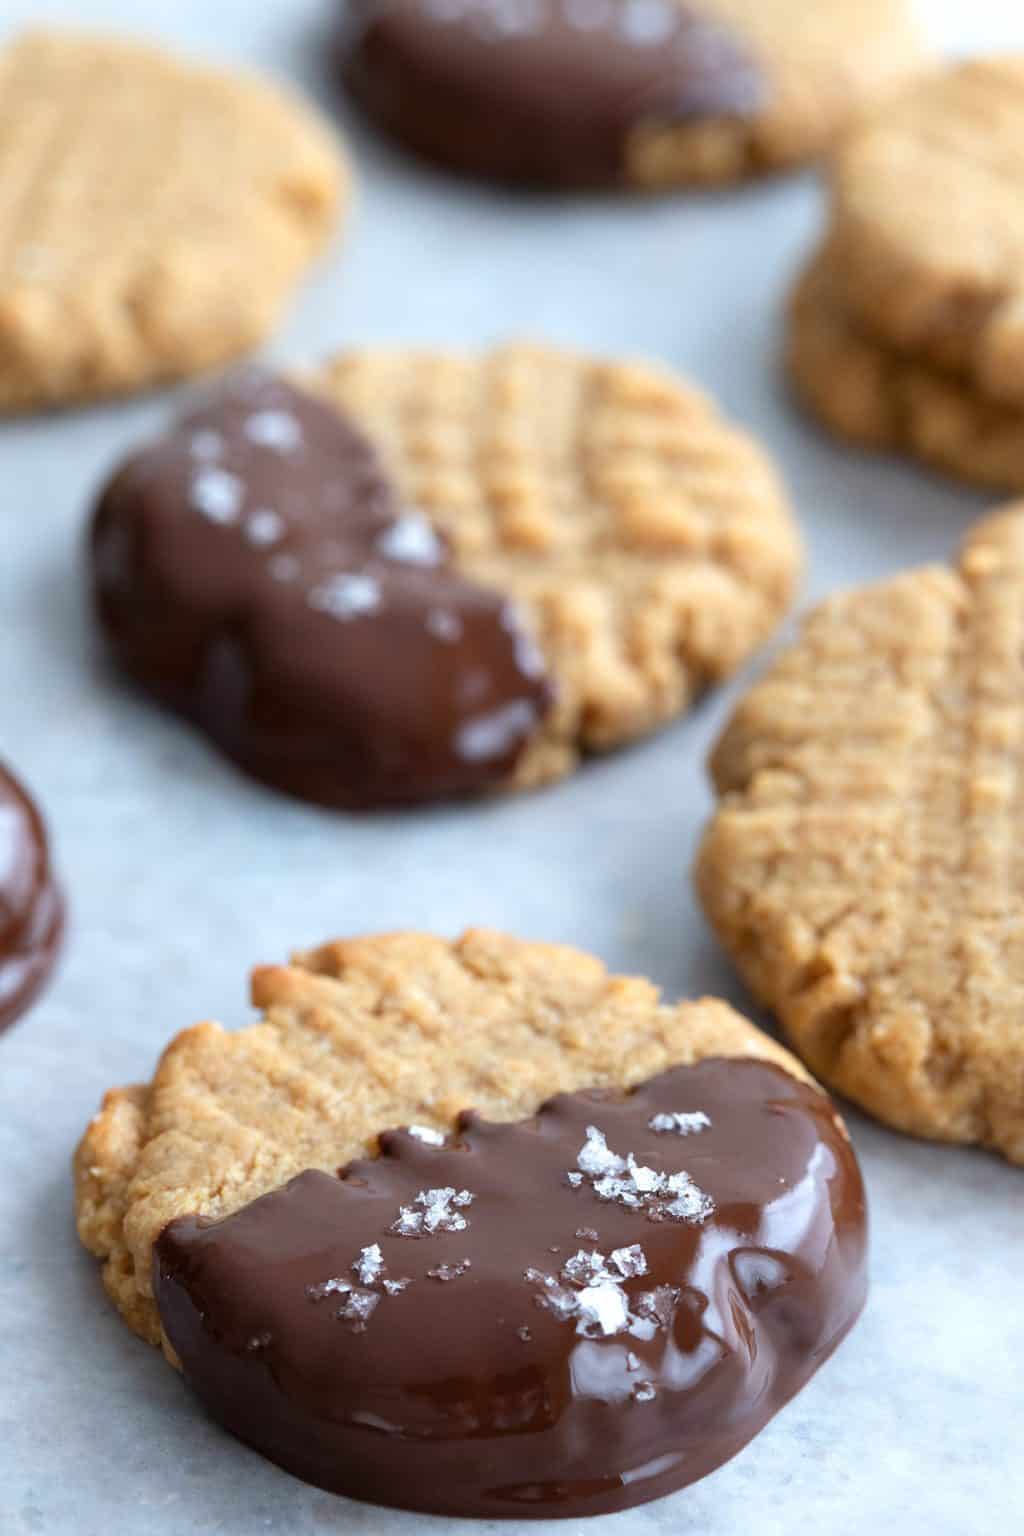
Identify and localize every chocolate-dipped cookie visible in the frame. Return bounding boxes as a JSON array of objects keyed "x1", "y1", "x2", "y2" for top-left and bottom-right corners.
[
  {"x1": 0, "y1": 762, "x2": 63, "y2": 1031},
  {"x1": 90, "y1": 346, "x2": 801, "y2": 809},
  {"x1": 76, "y1": 930, "x2": 866, "y2": 1517},
  {"x1": 339, "y1": 0, "x2": 926, "y2": 190}
]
